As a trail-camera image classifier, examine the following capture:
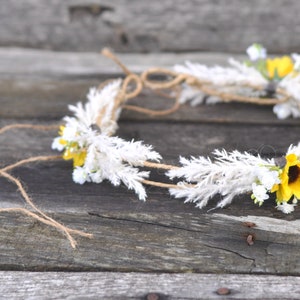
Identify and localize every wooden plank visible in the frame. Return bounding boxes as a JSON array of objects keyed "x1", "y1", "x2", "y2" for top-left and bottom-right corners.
[
  {"x1": 1, "y1": 272, "x2": 299, "y2": 300},
  {"x1": 1, "y1": 48, "x2": 300, "y2": 274},
  {"x1": 0, "y1": 1, "x2": 299, "y2": 53},
  {"x1": 0, "y1": 48, "x2": 300, "y2": 125},
  {"x1": 0, "y1": 47, "x2": 236, "y2": 76},
  {"x1": 0, "y1": 121, "x2": 300, "y2": 273}
]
